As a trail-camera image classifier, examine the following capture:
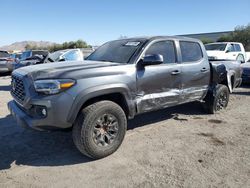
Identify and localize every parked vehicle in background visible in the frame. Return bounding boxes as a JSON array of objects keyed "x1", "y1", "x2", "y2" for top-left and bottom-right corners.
[
  {"x1": 14, "y1": 49, "x2": 84, "y2": 70},
  {"x1": 5, "y1": 53, "x2": 23, "y2": 72},
  {"x1": 13, "y1": 50, "x2": 49, "y2": 70},
  {"x1": 241, "y1": 62, "x2": 250, "y2": 84},
  {"x1": 10, "y1": 53, "x2": 22, "y2": 60},
  {"x1": 0, "y1": 50, "x2": 13, "y2": 73},
  {"x1": 241, "y1": 47, "x2": 250, "y2": 84},
  {"x1": 81, "y1": 48, "x2": 95, "y2": 59},
  {"x1": 9, "y1": 36, "x2": 234, "y2": 159},
  {"x1": 246, "y1": 52, "x2": 250, "y2": 62},
  {"x1": 45, "y1": 49, "x2": 83, "y2": 63},
  {"x1": 205, "y1": 42, "x2": 244, "y2": 90},
  {"x1": 205, "y1": 42, "x2": 247, "y2": 63}
]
